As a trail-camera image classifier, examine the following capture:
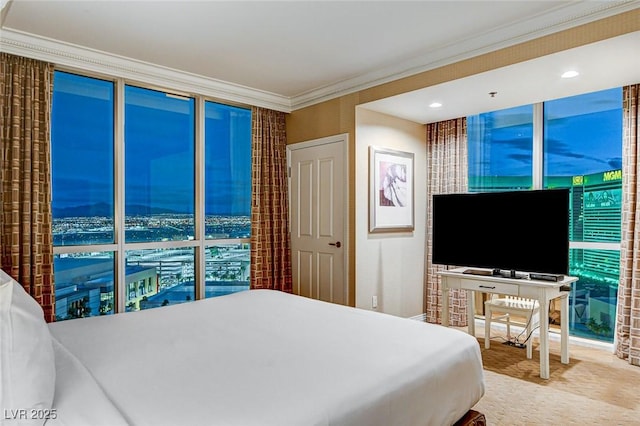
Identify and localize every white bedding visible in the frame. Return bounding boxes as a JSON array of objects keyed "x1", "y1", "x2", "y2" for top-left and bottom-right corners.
[
  {"x1": 48, "y1": 290, "x2": 484, "y2": 426},
  {"x1": 46, "y1": 338, "x2": 128, "y2": 426}
]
